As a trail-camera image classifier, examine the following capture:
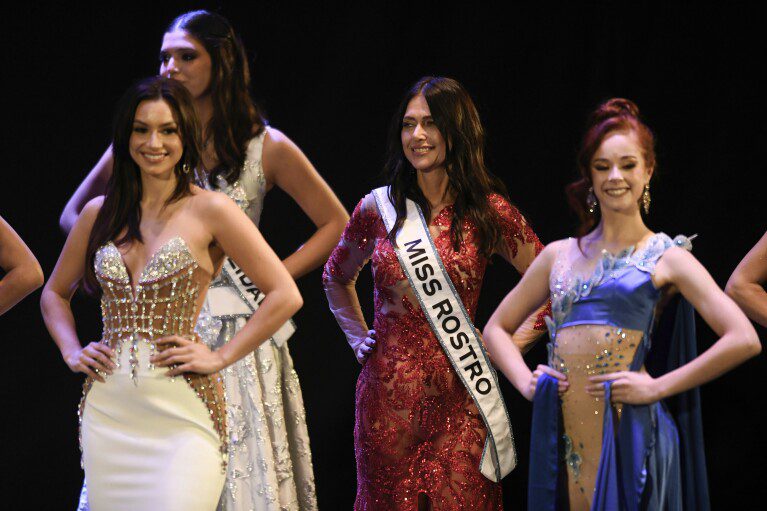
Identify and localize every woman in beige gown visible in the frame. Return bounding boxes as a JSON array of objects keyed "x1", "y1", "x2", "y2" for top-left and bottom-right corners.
[{"x1": 41, "y1": 76, "x2": 302, "y2": 511}]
